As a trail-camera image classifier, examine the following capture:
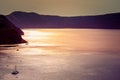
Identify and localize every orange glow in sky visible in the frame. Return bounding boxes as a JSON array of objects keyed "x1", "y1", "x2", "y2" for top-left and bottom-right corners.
[{"x1": 0, "y1": 0, "x2": 120, "y2": 16}]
